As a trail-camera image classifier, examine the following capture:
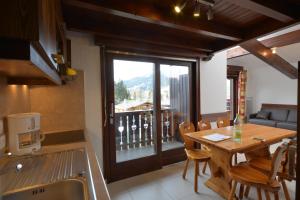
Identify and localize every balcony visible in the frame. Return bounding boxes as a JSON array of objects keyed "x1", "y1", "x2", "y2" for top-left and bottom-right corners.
[{"x1": 115, "y1": 109, "x2": 184, "y2": 162}]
